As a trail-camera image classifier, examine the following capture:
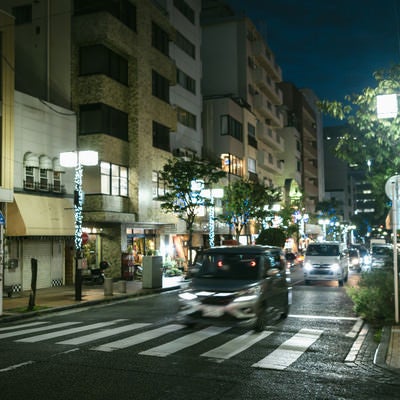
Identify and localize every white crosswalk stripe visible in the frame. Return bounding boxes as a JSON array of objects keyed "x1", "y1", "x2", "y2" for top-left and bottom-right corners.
[
  {"x1": 140, "y1": 326, "x2": 229, "y2": 357},
  {"x1": 252, "y1": 328, "x2": 323, "y2": 370},
  {"x1": 0, "y1": 322, "x2": 81, "y2": 339},
  {"x1": 0, "y1": 322, "x2": 49, "y2": 332},
  {"x1": 92, "y1": 324, "x2": 186, "y2": 352},
  {"x1": 57, "y1": 322, "x2": 151, "y2": 345},
  {"x1": 0, "y1": 320, "x2": 331, "y2": 369},
  {"x1": 16, "y1": 320, "x2": 127, "y2": 343},
  {"x1": 201, "y1": 330, "x2": 273, "y2": 362}
]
